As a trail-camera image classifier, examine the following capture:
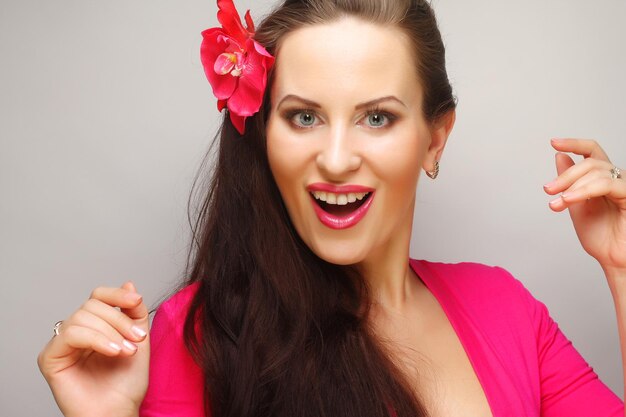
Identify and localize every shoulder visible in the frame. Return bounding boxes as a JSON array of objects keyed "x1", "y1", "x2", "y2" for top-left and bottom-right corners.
[
  {"x1": 150, "y1": 282, "x2": 201, "y2": 344},
  {"x1": 140, "y1": 281, "x2": 205, "y2": 416},
  {"x1": 410, "y1": 259, "x2": 537, "y2": 320},
  {"x1": 412, "y1": 259, "x2": 547, "y2": 351},
  {"x1": 157, "y1": 281, "x2": 201, "y2": 318},
  {"x1": 411, "y1": 259, "x2": 525, "y2": 294}
]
